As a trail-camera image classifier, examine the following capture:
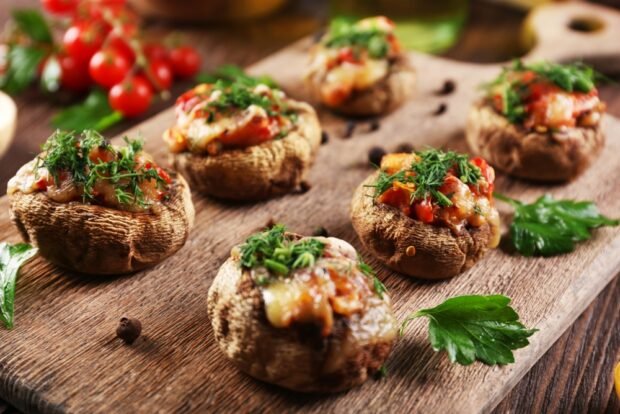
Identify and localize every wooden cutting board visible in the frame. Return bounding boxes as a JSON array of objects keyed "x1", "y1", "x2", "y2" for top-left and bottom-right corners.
[{"x1": 1, "y1": 3, "x2": 620, "y2": 413}]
